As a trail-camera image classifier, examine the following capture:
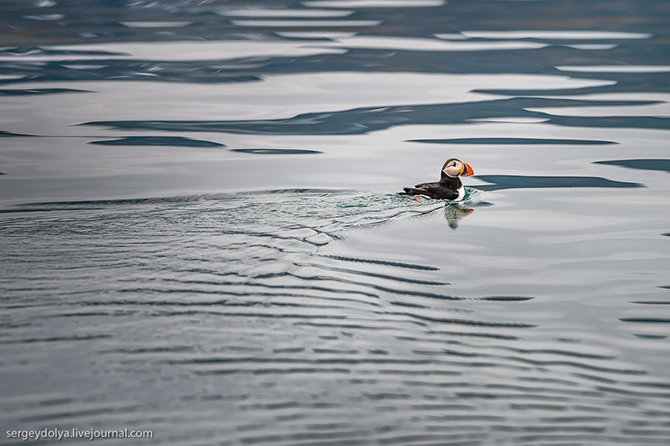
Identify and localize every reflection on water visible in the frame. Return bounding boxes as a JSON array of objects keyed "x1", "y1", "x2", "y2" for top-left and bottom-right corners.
[
  {"x1": 1, "y1": 0, "x2": 670, "y2": 444},
  {"x1": 475, "y1": 175, "x2": 644, "y2": 191},
  {"x1": 410, "y1": 137, "x2": 618, "y2": 145},
  {"x1": 595, "y1": 159, "x2": 670, "y2": 174},
  {"x1": 81, "y1": 96, "x2": 668, "y2": 136},
  {"x1": 442, "y1": 202, "x2": 475, "y2": 230},
  {"x1": 90, "y1": 136, "x2": 226, "y2": 148}
]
